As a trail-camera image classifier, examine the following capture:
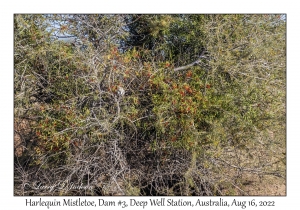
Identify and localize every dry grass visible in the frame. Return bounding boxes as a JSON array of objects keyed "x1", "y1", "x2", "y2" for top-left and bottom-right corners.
[{"x1": 240, "y1": 174, "x2": 285, "y2": 196}]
